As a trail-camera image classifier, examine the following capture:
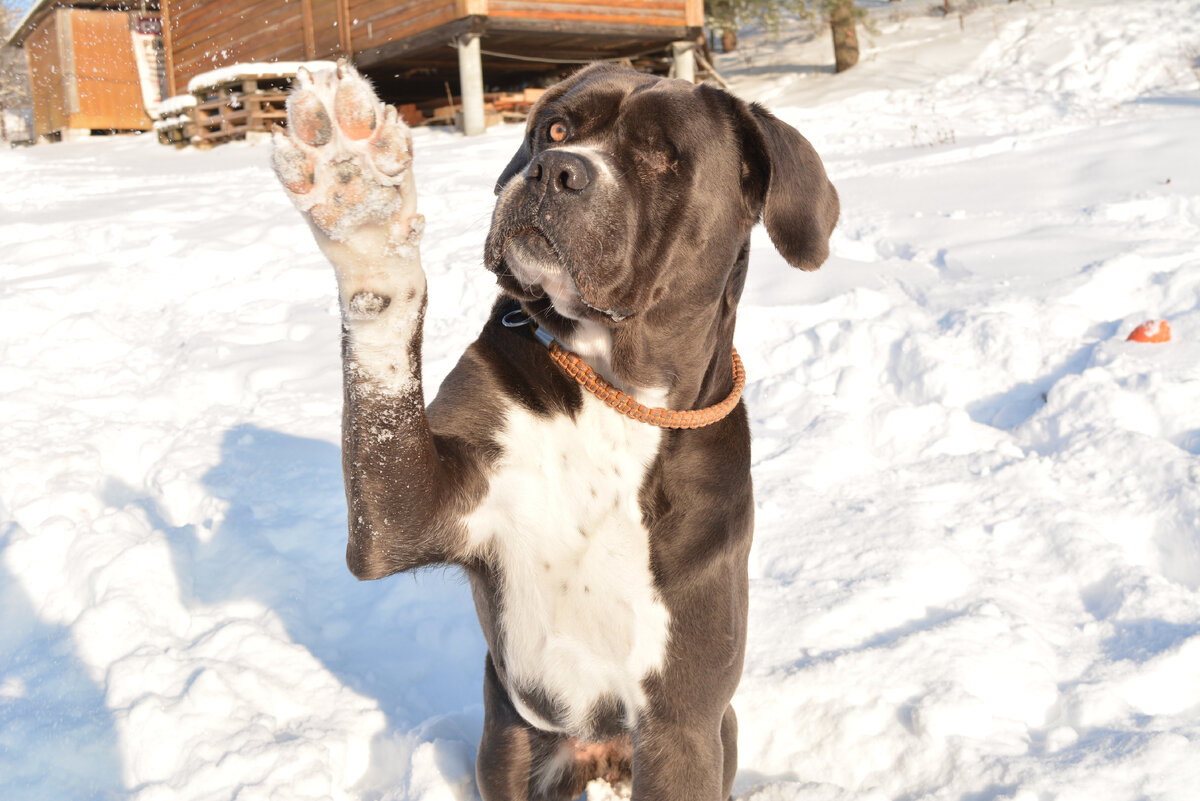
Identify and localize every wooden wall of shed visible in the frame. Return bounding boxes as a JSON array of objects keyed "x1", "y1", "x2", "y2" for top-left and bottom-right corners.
[
  {"x1": 310, "y1": 0, "x2": 349, "y2": 59},
  {"x1": 68, "y1": 10, "x2": 153, "y2": 131},
  {"x1": 486, "y1": 0, "x2": 691, "y2": 28},
  {"x1": 163, "y1": 0, "x2": 359, "y2": 95},
  {"x1": 25, "y1": 11, "x2": 67, "y2": 137},
  {"x1": 23, "y1": 8, "x2": 152, "y2": 137},
  {"x1": 345, "y1": 0, "x2": 457, "y2": 53},
  {"x1": 163, "y1": 0, "x2": 467, "y2": 94},
  {"x1": 165, "y1": 0, "x2": 307, "y2": 94},
  {"x1": 161, "y1": 0, "x2": 702, "y2": 98}
]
